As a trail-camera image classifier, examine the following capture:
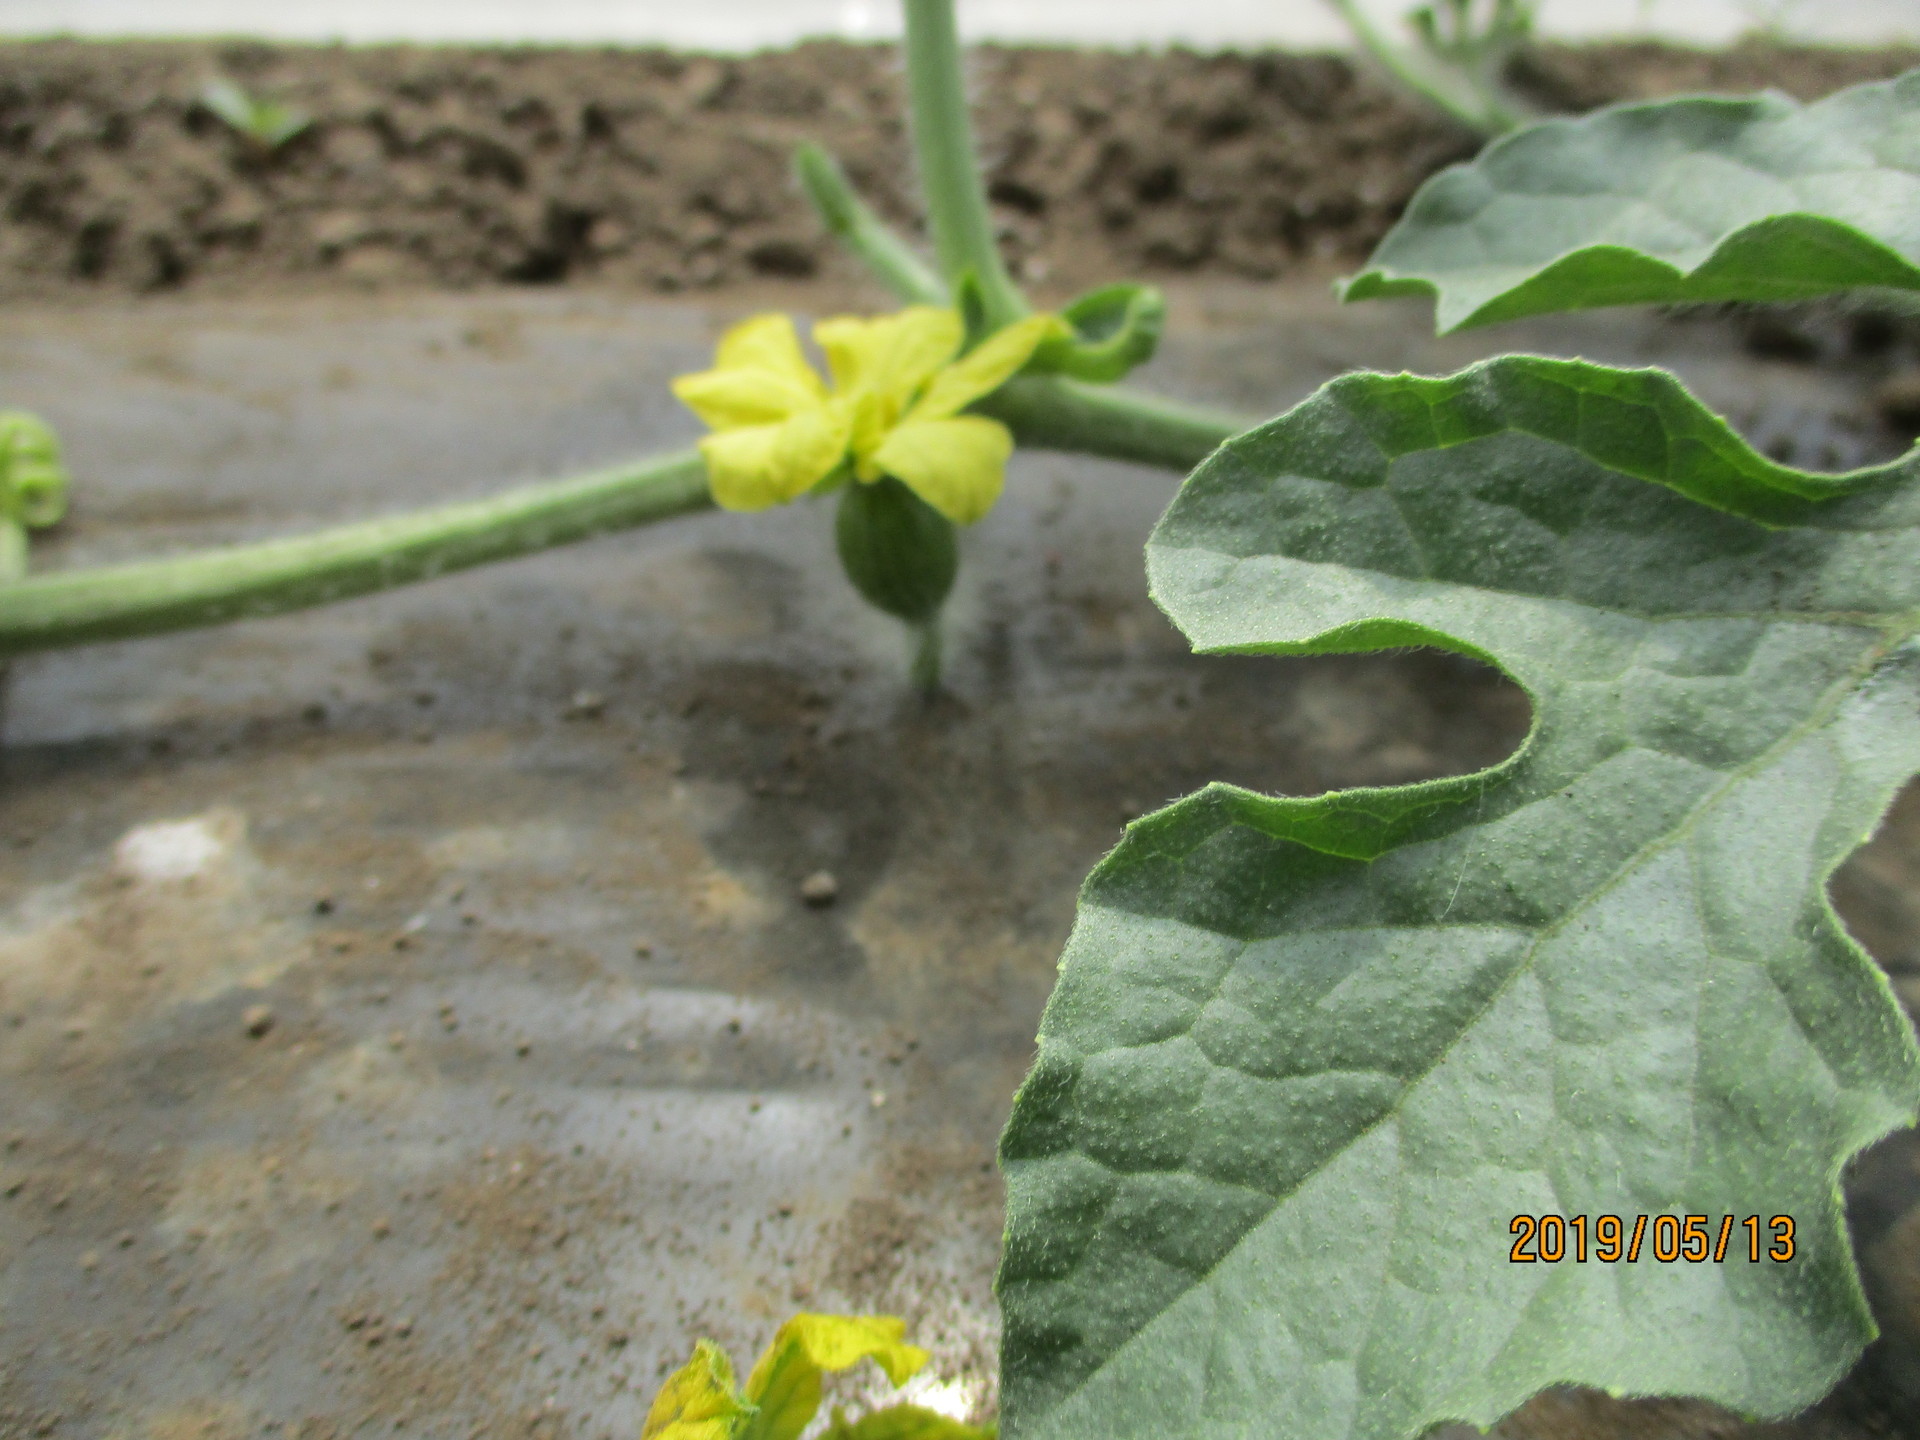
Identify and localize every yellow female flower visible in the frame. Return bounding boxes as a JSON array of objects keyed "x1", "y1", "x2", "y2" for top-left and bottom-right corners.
[{"x1": 671, "y1": 305, "x2": 1064, "y2": 525}]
